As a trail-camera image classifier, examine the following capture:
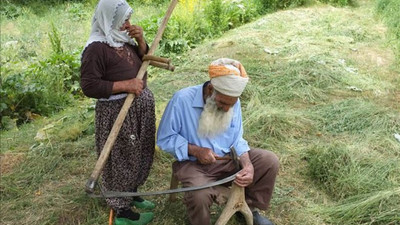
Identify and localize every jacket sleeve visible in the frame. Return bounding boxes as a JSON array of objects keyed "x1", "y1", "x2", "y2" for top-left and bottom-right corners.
[
  {"x1": 132, "y1": 43, "x2": 149, "y2": 59},
  {"x1": 80, "y1": 43, "x2": 113, "y2": 99}
]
